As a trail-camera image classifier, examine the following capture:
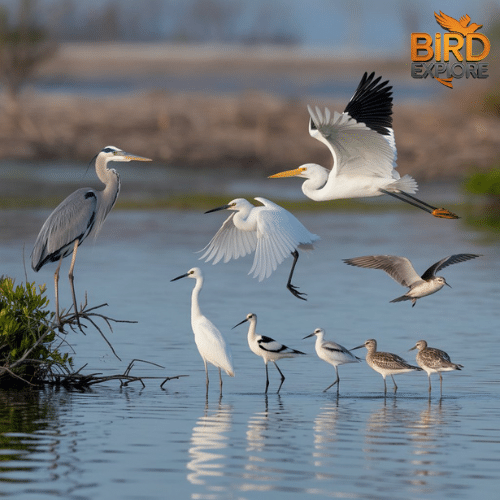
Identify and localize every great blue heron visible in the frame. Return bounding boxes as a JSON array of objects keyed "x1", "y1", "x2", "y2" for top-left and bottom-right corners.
[
  {"x1": 269, "y1": 72, "x2": 458, "y2": 219},
  {"x1": 31, "y1": 145, "x2": 151, "y2": 325}
]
